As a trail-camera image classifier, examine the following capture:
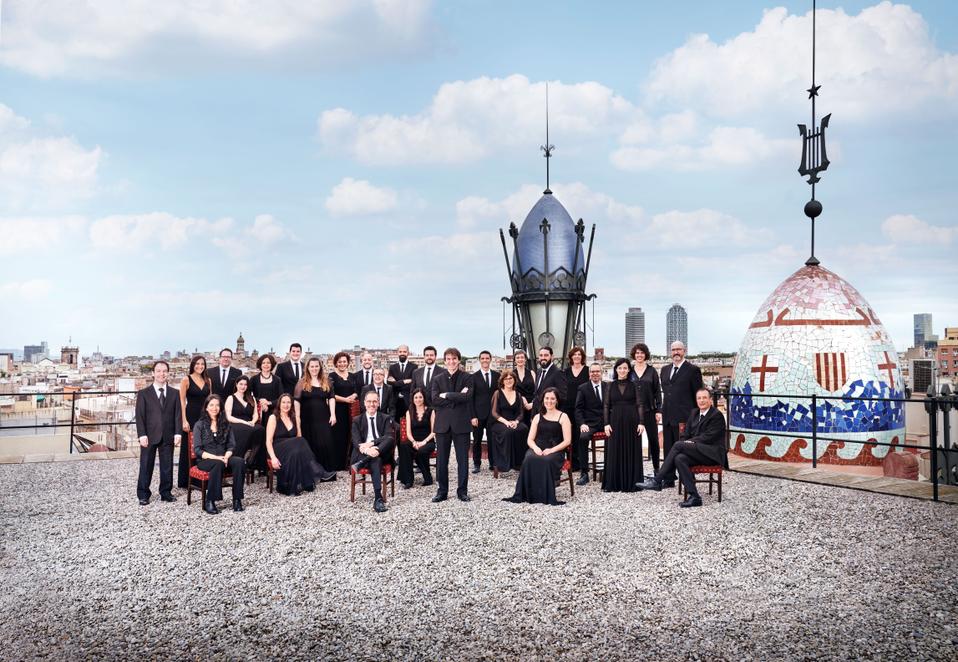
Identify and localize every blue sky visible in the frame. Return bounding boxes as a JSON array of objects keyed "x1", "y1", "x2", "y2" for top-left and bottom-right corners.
[{"x1": 1, "y1": 0, "x2": 956, "y2": 358}]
